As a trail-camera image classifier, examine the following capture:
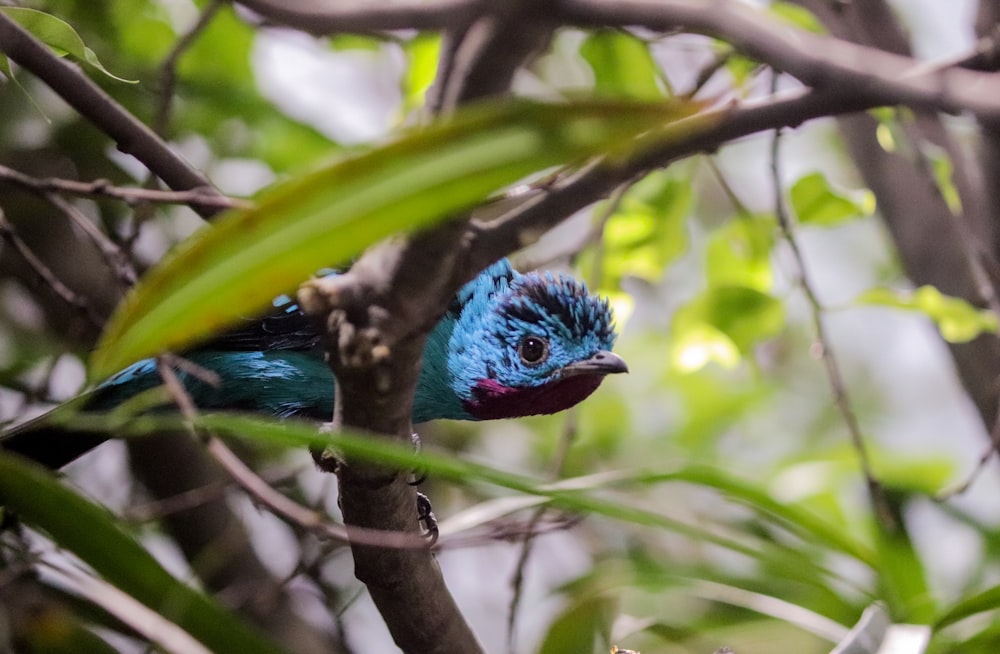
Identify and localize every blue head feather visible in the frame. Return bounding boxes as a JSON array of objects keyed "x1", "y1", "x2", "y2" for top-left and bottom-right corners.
[{"x1": 414, "y1": 259, "x2": 621, "y2": 422}]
